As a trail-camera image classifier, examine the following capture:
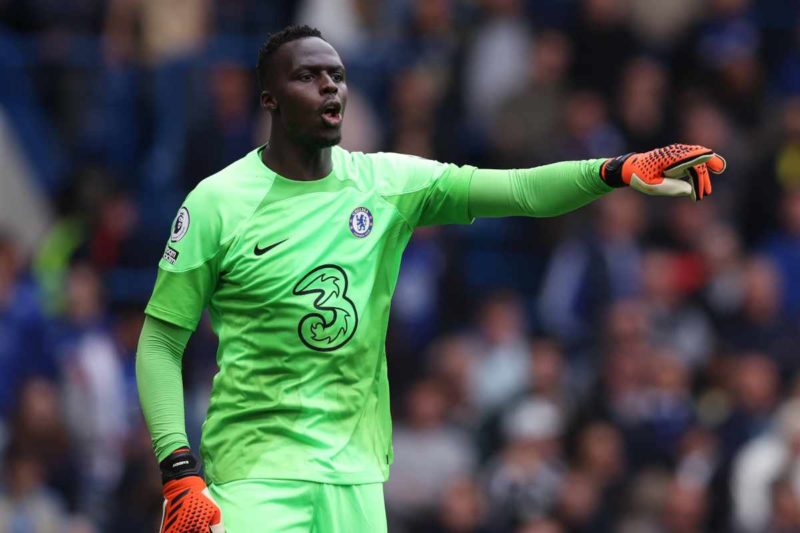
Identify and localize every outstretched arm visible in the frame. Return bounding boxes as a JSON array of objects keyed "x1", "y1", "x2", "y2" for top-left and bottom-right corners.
[
  {"x1": 468, "y1": 145, "x2": 727, "y2": 219},
  {"x1": 378, "y1": 144, "x2": 724, "y2": 228},
  {"x1": 469, "y1": 159, "x2": 609, "y2": 218}
]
